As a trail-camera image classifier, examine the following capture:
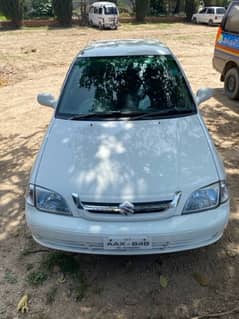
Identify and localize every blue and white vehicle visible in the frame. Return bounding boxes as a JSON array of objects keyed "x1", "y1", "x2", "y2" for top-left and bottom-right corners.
[{"x1": 25, "y1": 40, "x2": 230, "y2": 255}]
